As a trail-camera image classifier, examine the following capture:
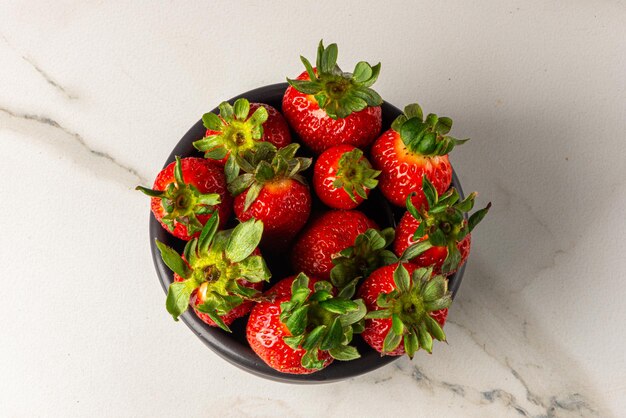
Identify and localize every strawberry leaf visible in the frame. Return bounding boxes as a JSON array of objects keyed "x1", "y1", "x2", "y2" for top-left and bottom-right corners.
[
  {"x1": 421, "y1": 270, "x2": 444, "y2": 299},
  {"x1": 441, "y1": 242, "x2": 461, "y2": 274},
  {"x1": 422, "y1": 176, "x2": 438, "y2": 209},
  {"x1": 400, "y1": 241, "x2": 433, "y2": 263},
  {"x1": 302, "y1": 325, "x2": 326, "y2": 350},
  {"x1": 393, "y1": 264, "x2": 411, "y2": 293},
  {"x1": 243, "y1": 182, "x2": 263, "y2": 211},
  {"x1": 197, "y1": 214, "x2": 219, "y2": 255},
  {"x1": 218, "y1": 101, "x2": 234, "y2": 122},
  {"x1": 468, "y1": 202, "x2": 492, "y2": 232},
  {"x1": 300, "y1": 55, "x2": 316, "y2": 80},
  {"x1": 418, "y1": 323, "x2": 433, "y2": 353},
  {"x1": 320, "y1": 318, "x2": 343, "y2": 350},
  {"x1": 291, "y1": 273, "x2": 309, "y2": 293},
  {"x1": 338, "y1": 299, "x2": 366, "y2": 327},
  {"x1": 353, "y1": 61, "x2": 373, "y2": 83},
  {"x1": 365, "y1": 309, "x2": 392, "y2": 319},
  {"x1": 337, "y1": 278, "x2": 359, "y2": 299},
  {"x1": 329, "y1": 345, "x2": 360, "y2": 361},
  {"x1": 404, "y1": 330, "x2": 419, "y2": 358},
  {"x1": 284, "y1": 305, "x2": 309, "y2": 336},
  {"x1": 283, "y1": 335, "x2": 304, "y2": 350},
  {"x1": 425, "y1": 314, "x2": 446, "y2": 342},
  {"x1": 227, "y1": 173, "x2": 254, "y2": 196},
  {"x1": 156, "y1": 240, "x2": 191, "y2": 278},
  {"x1": 135, "y1": 186, "x2": 164, "y2": 197},
  {"x1": 165, "y1": 278, "x2": 199, "y2": 321},
  {"x1": 203, "y1": 145, "x2": 228, "y2": 161},
  {"x1": 237, "y1": 255, "x2": 271, "y2": 283},
  {"x1": 206, "y1": 309, "x2": 231, "y2": 333},
  {"x1": 391, "y1": 313, "x2": 405, "y2": 335},
  {"x1": 225, "y1": 155, "x2": 239, "y2": 185},
  {"x1": 301, "y1": 347, "x2": 325, "y2": 370},
  {"x1": 225, "y1": 219, "x2": 263, "y2": 263},
  {"x1": 404, "y1": 103, "x2": 424, "y2": 121},
  {"x1": 319, "y1": 298, "x2": 359, "y2": 315},
  {"x1": 382, "y1": 328, "x2": 402, "y2": 353},
  {"x1": 320, "y1": 42, "x2": 338, "y2": 74},
  {"x1": 202, "y1": 112, "x2": 222, "y2": 131},
  {"x1": 233, "y1": 98, "x2": 250, "y2": 120}
]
